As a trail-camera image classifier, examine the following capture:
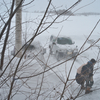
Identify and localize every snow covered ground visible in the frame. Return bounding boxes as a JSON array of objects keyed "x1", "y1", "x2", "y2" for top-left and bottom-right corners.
[
  {"x1": 0, "y1": 15, "x2": 100, "y2": 100},
  {"x1": 35, "y1": 34, "x2": 100, "y2": 100},
  {"x1": 1, "y1": 35, "x2": 100, "y2": 100}
]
